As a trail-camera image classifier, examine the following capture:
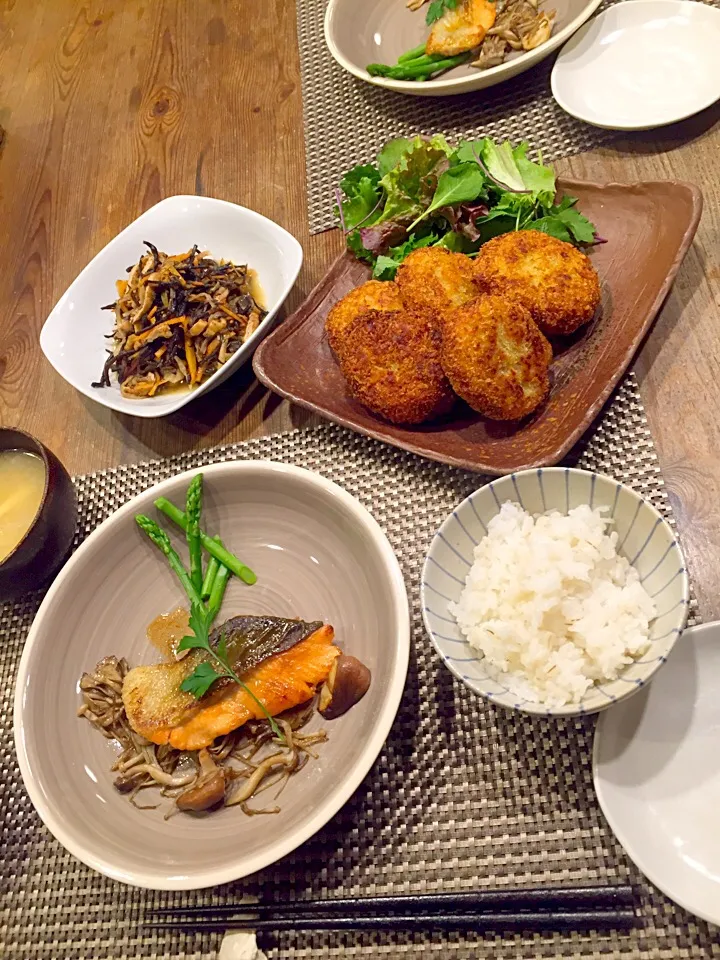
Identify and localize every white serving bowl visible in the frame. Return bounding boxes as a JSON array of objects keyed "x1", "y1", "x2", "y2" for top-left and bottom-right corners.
[
  {"x1": 40, "y1": 196, "x2": 303, "y2": 418},
  {"x1": 422, "y1": 467, "x2": 689, "y2": 716},
  {"x1": 14, "y1": 461, "x2": 410, "y2": 889}
]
